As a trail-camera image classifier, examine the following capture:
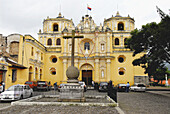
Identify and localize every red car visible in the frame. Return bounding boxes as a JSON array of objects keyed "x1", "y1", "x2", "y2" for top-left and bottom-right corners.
[{"x1": 25, "y1": 81, "x2": 37, "y2": 91}]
